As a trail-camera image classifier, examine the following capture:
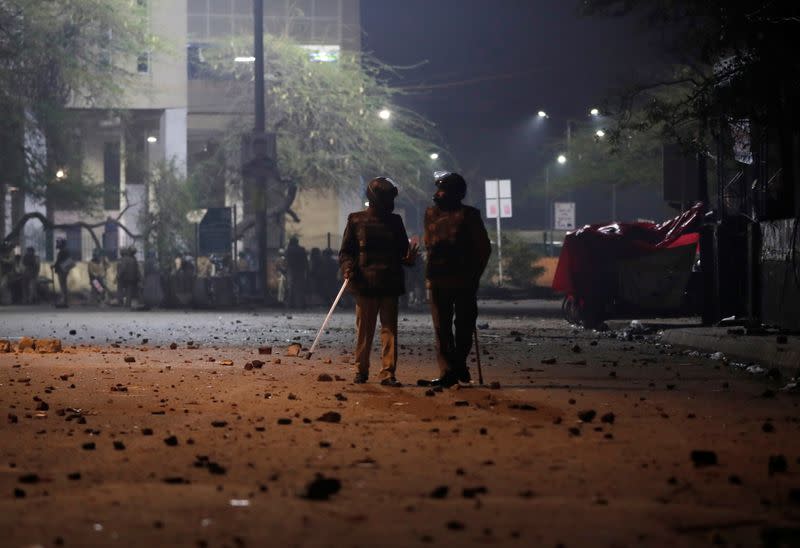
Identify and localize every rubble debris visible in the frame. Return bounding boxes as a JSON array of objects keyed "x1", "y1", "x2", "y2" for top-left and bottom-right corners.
[
  {"x1": 600, "y1": 412, "x2": 615, "y2": 424},
  {"x1": 430, "y1": 486, "x2": 449, "y2": 499},
  {"x1": 163, "y1": 435, "x2": 179, "y2": 446},
  {"x1": 690, "y1": 450, "x2": 718, "y2": 467},
  {"x1": 285, "y1": 343, "x2": 302, "y2": 357},
  {"x1": 317, "y1": 374, "x2": 333, "y2": 382},
  {"x1": 277, "y1": 418, "x2": 292, "y2": 425},
  {"x1": 251, "y1": 360, "x2": 265, "y2": 369},
  {"x1": 709, "y1": 352, "x2": 725, "y2": 361},
  {"x1": 462, "y1": 486, "x2": 488, "y2": 498},
  {"x1": 258, "y1": 346, "x2": 273, "y2": 355},
  {"x1": 302, "y1": 474, "x2": 341, "y2": 501},
  {"x1": 169, "y1": 343, "x2": 178, "y2": 350},
  {"x1": 334, "y1": 393, "x2": 348, "y2": 401},
  {"x1": 317, "y1": 411, "x2": 342, "y2": 423},
  {"x1": 0, "y1": 339, "x2": 11, "y2": 352},
  {"x1": 219, "y1": 359, "x2": 234, "y2": 366},
  {"x1": 577, "y1": 410, "x2": 596, "y2": 423},
  {"x1": 571, "y1": 344, "x2": 582, "y2": 353},
  {"x1": 769, "y1": 455, "x2": 788, "y2": 476},
  {"x1": 509, "y1": 403, "x2": 536, "y2": 411},
  {"x1": 211, "y1": 421, "x2": 228, "y2": 428},
  {"x1": 17, "y1": 337, "x2": 35, "y2": 352},
  {"x1": 124, "y1": 356, "x2": 136, "y2": 363},
  {"x1": 541, "y1": 357, "x2": 557, "y2": 364},
  {"x1": 489, "y1": 381, "x2": 501, "y2": 389}
]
